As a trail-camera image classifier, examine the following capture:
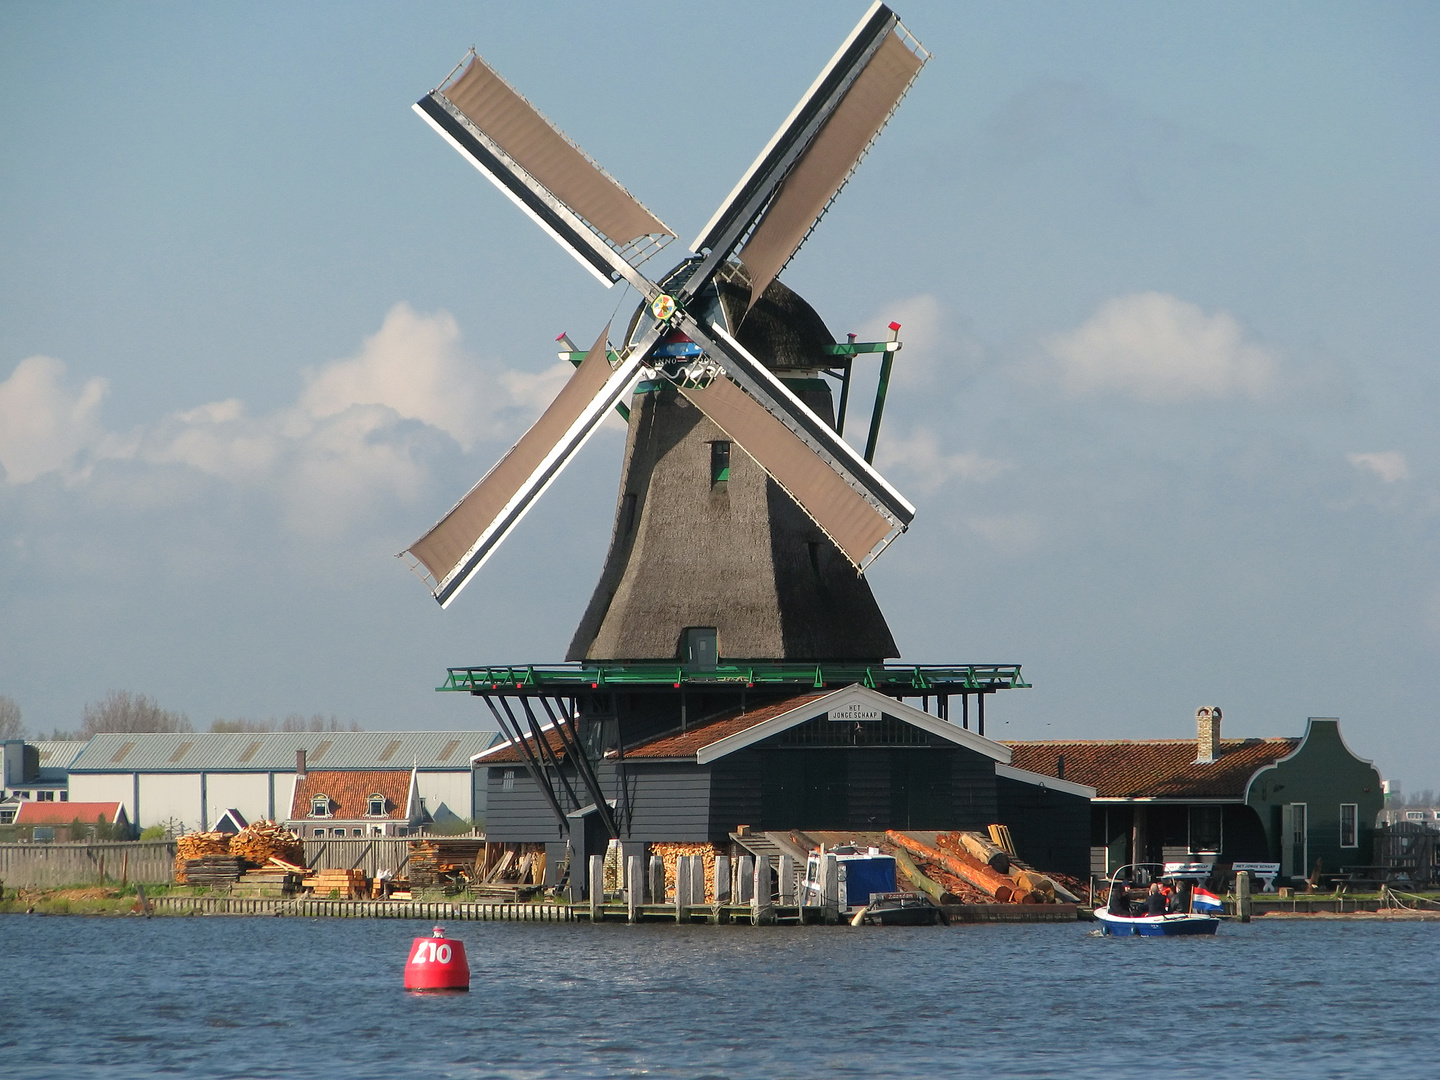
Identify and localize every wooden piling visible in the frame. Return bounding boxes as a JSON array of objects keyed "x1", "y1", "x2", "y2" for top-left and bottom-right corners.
[
  {"x1": 714, "y1": 855, "x2": 731, "y2": 905},
  {"x1": 649, "y1": 855, "x2": 665, "y2": 905},
  {"x1": 779, "y1": 855, "x2": 795, "y2": 904},
  {"x1": 589, "y1": 855, "x2": 603, "y2": 922},
  {"x1": 675, "y1": 856, "x2": 690, "y2": 922},
  {"x1": 627, "y1": 855, "x2": 642, "y2": 923},
  {"x1": 753, "y1": 855, "x2": 775, "y2": 925},
  {"x1": 1236, "y1": 870, "x2": 1251, "y2": 923}
]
